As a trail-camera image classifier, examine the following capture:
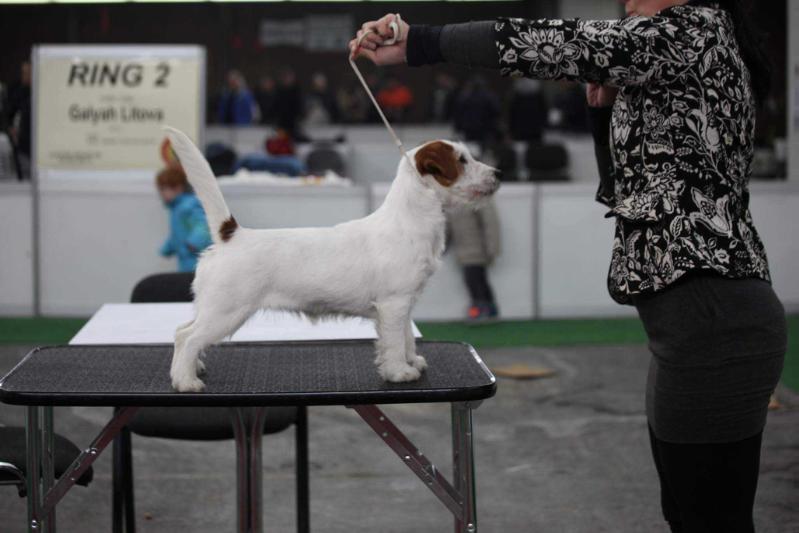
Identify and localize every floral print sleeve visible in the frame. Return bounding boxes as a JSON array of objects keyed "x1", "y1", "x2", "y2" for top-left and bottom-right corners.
[{"x1": 495, "y1": 13, "x2": 714, "y2": 86}]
